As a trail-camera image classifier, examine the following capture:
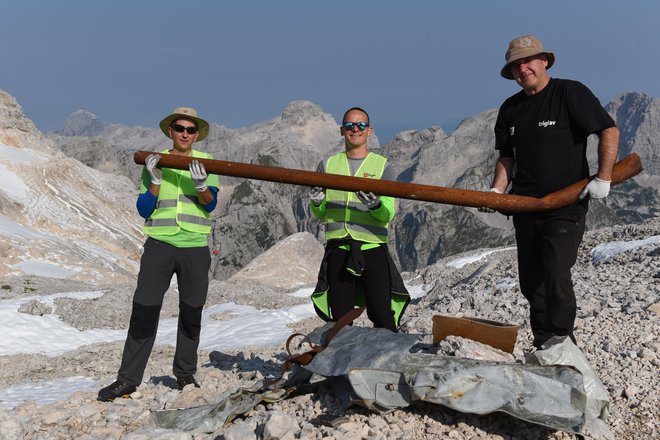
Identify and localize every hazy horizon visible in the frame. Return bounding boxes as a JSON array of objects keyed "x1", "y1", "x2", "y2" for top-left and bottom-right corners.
[{"x1": 2, "y1": 0, "x2": 658, "y2": 144}]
